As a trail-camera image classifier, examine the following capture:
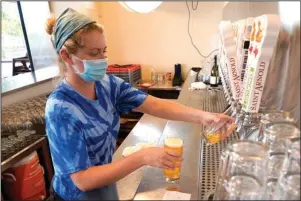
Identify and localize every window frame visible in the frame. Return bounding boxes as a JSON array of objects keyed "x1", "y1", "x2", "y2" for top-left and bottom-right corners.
[{"x1": 17, "y1": 1, "x2": 35, "y2": 72}]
